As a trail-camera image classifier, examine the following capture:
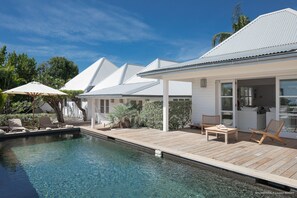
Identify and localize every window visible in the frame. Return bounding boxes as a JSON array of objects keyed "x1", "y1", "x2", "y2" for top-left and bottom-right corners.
[
  {"x1": 119, "y1": 99, "x2": 124, "y2": 103},
  {"x1": 111, "y1": 99, "x2": 114, "y2": 103},
  {"x1": 279, "y1": 79, "x2": 297, "y2": 133},
  {"x1": 138, "y1": 101, "x2": 143, "y2": 110},
  {"x1": 220, "y1": 82, "x2": 234, "y2": 126},
  {"x1": 239, "y1": 87, "x2": 253, "y2": 107},
  {"x1": 173, "y1": 99, "x2": 178, "y2": 101},
  {"x1": 179, "y1": 99, "x2": 184, "y2": 101},
  {"x1": 105, "y1": 100, "x2": 109, "y2": 113},
  {"x1": 100, "y1": 99, "x2": 104, "y2": 113},
  {"x1": 130, "y1": 100, "x2": 137, "y2": 106}
]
